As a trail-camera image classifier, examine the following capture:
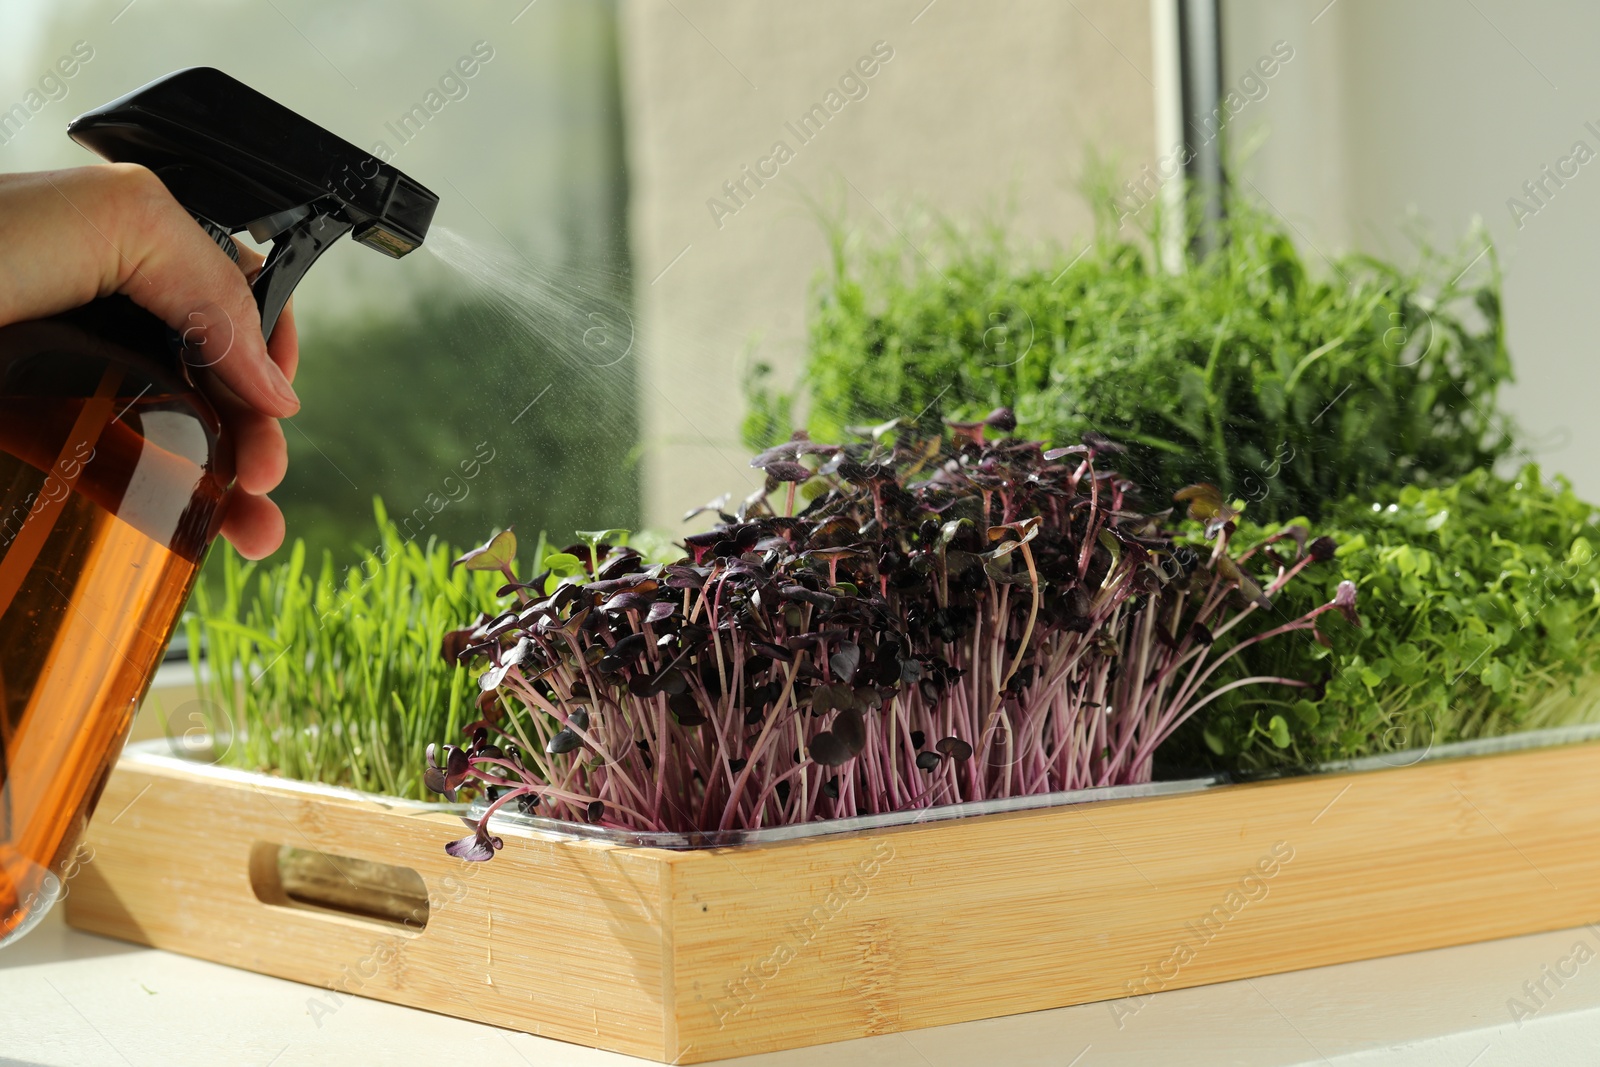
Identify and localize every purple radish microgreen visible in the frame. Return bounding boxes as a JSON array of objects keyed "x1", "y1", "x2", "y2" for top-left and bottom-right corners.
[{"x1": 430, "y1": 414, "x2": 1352, "y2": 852}]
